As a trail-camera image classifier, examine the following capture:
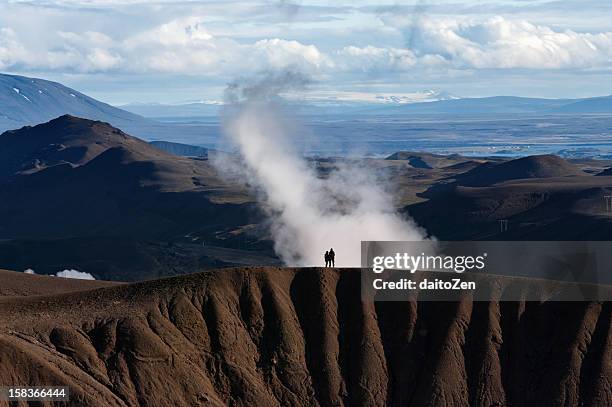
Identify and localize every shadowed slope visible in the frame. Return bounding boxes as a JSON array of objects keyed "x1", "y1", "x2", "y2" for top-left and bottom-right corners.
[
  {"x1": 0, "y1": 116, "x2": 255, "y2": 241},
  {"x1": 456, "y1": 155, "x2": 585, "y2": 187}
]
